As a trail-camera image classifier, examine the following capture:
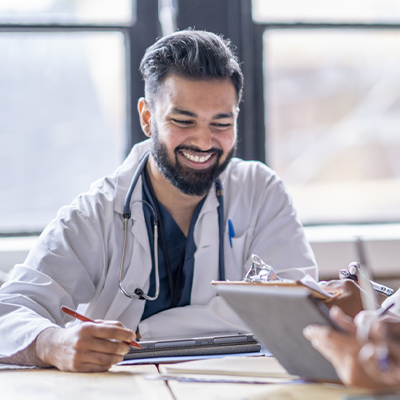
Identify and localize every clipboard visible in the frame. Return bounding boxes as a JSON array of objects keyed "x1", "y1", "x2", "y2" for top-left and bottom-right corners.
[
  {"x1": 211, "y1": 279, "x2": 334, "y2": 300},
  {"x1": 215, "y1": 284, "x2": 342, "y2": 382}
]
